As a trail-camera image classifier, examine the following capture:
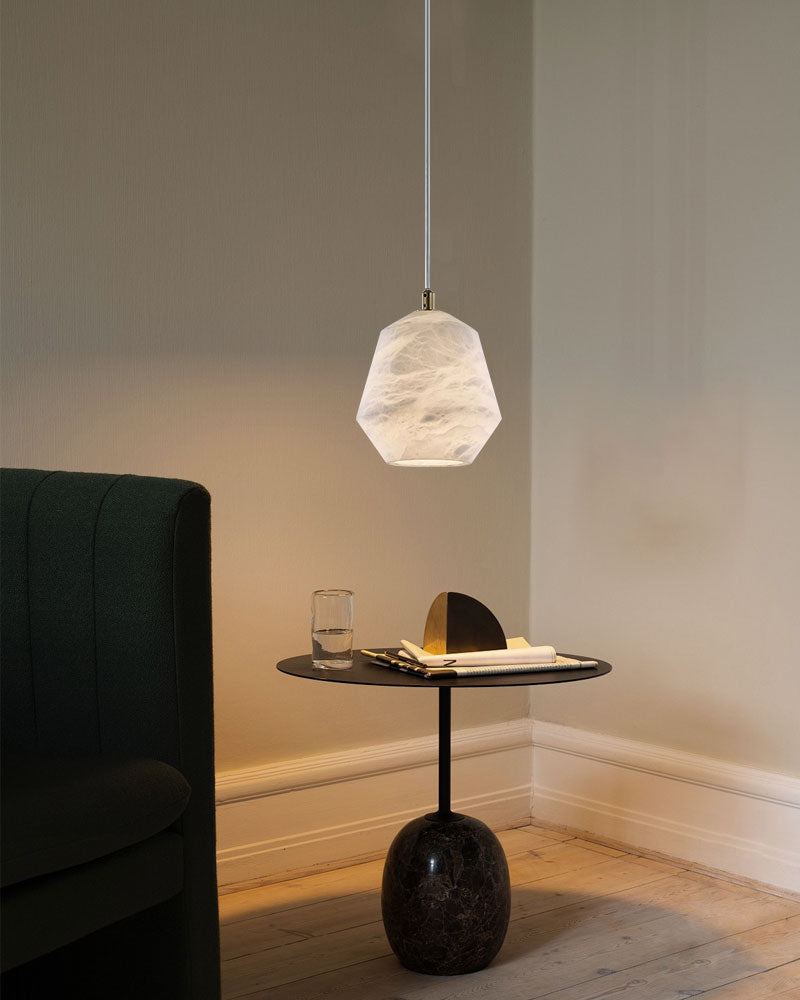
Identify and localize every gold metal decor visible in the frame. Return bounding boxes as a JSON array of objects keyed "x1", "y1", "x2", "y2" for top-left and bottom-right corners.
[{"x1": 422, "y1": 592, "x2": 506, "y2": 654}]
